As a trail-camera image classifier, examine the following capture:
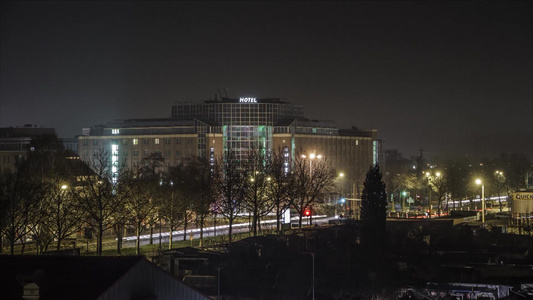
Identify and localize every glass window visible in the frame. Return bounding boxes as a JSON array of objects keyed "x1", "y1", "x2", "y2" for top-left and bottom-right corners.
[
  {"x1": 155, "y1": 138, "x2": 160, "y2": 145},
  {"x1": 133, "y1": 150, "x2": 139, "y2": 156},
  {"x1": 143, "y1": 139, "x2": 148, "y2": 145},
  {"x1": 133, "y1": 139, "x2": 139, "y2": 145}
]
